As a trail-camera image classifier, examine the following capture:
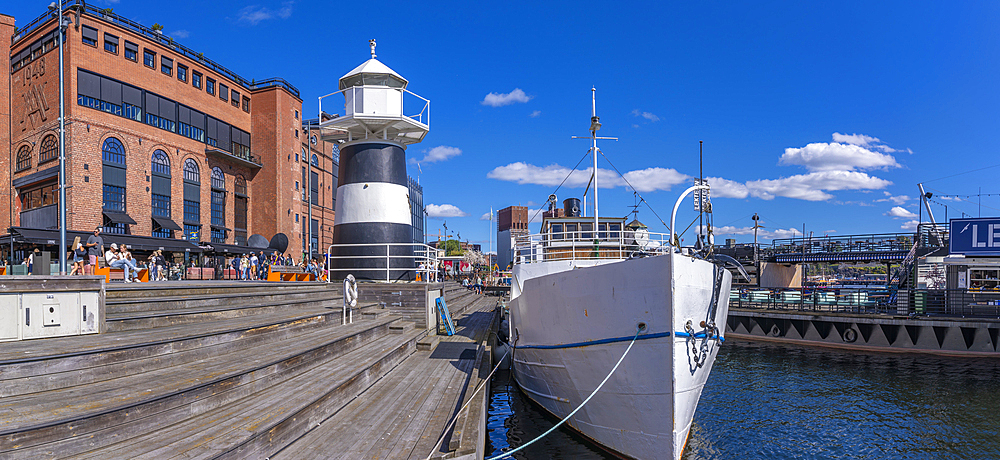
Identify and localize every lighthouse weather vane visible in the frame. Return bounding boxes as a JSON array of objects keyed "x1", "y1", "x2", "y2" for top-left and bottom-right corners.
[{"x1": 369, "y1": 39, "x2": 376, "y2": 58}]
